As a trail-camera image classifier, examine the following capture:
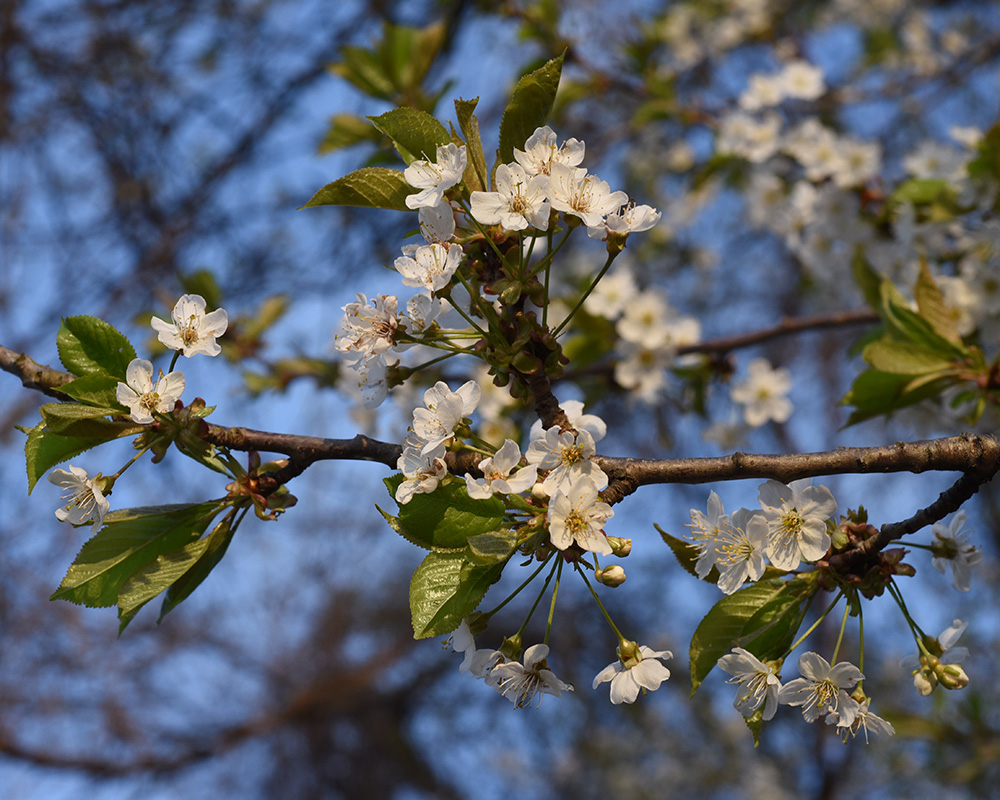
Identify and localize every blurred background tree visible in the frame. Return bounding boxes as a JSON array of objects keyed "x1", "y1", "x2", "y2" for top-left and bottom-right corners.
[{"x1": 1, "y1": 1, "x2": 998, "y2": 798}]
